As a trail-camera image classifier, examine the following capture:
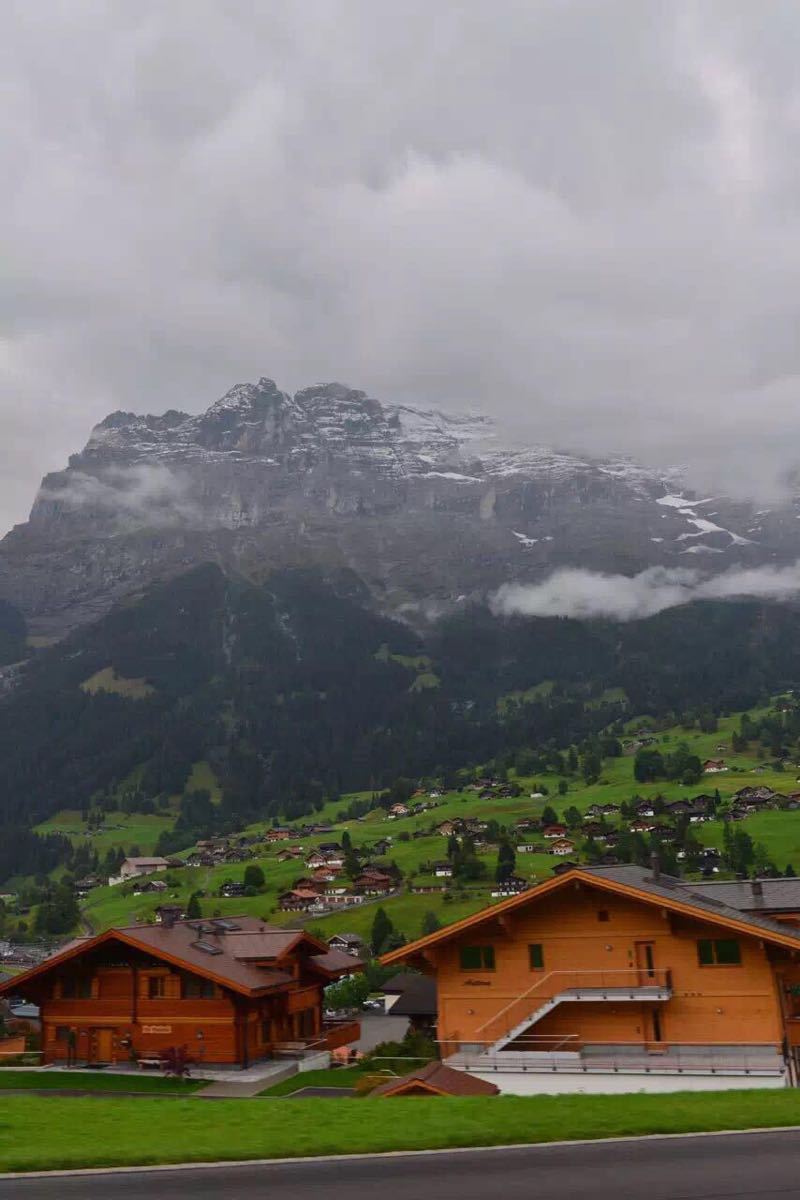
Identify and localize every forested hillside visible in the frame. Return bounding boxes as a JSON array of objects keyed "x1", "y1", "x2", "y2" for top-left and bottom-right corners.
[{"x1": 3, "y1": 561, "x2": 800, "y2": 891}]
